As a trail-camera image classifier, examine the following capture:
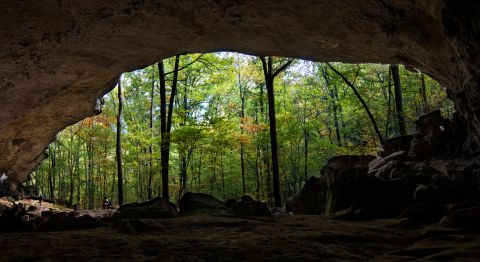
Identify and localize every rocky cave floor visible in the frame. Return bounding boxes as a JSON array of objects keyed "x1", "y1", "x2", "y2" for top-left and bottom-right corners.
[{"x1": 1, "y1": 215, "x2": 480, "y2": 261}]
